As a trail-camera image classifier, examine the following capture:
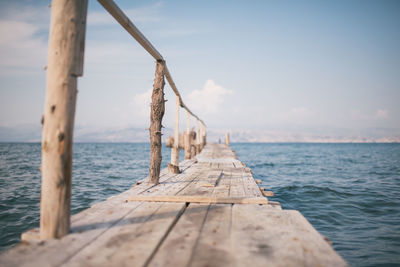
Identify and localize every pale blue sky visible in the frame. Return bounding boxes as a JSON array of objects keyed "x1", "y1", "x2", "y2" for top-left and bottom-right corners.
[{"x1": 0, "y1": 0, "x2": 399, "y2": 140}]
